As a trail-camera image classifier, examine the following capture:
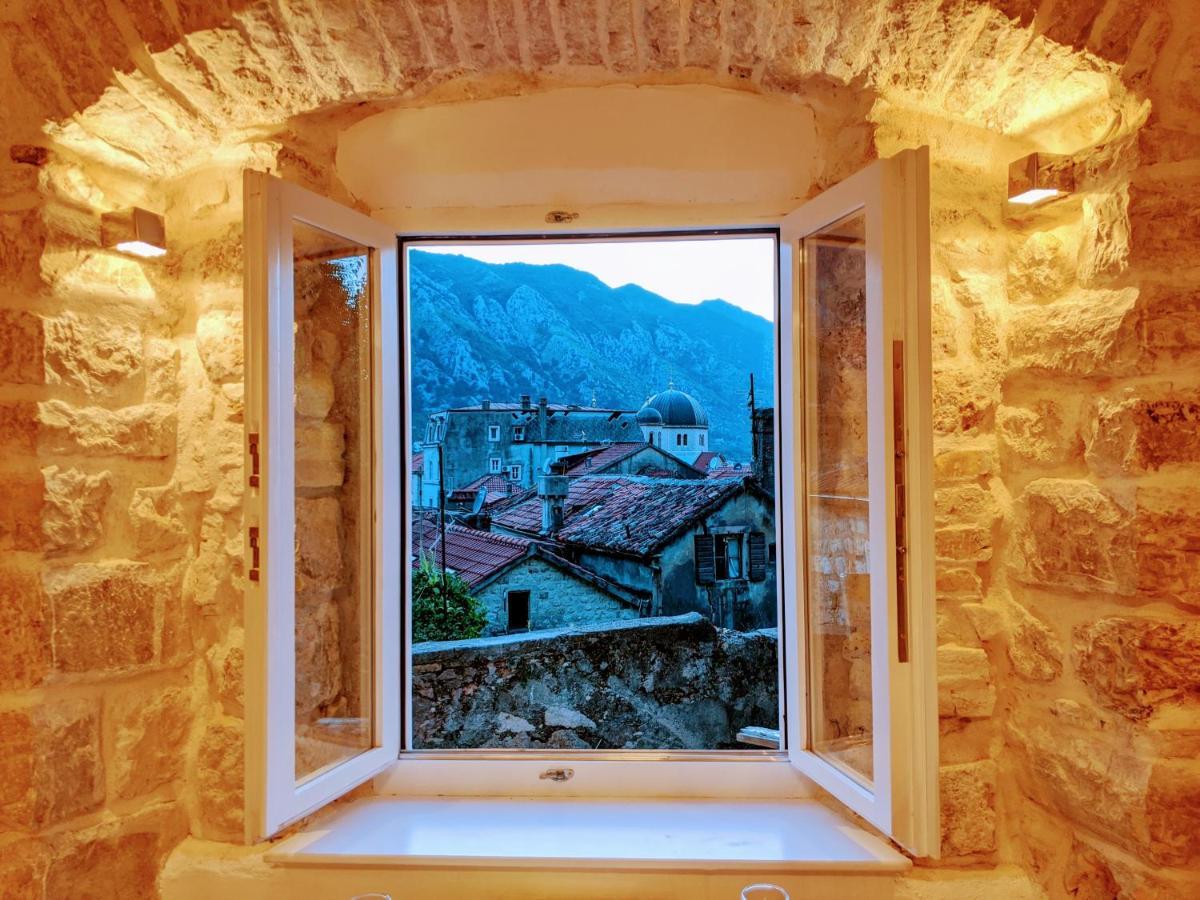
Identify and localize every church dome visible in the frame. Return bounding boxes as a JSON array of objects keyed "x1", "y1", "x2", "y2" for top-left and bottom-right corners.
[
  {"x1": 641, "y1": 388, "x2": 709, "y2": 427},
  {"x1": 635, "y1": 405, "x2": 663, "y2": 425}
]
